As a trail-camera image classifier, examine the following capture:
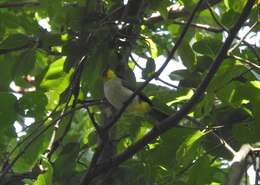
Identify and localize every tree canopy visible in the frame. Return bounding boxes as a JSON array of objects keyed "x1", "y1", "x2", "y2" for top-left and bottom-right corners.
[{"x1": 0, "y1": 0, "x2": 260, "y2": 185}]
